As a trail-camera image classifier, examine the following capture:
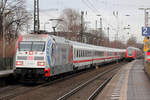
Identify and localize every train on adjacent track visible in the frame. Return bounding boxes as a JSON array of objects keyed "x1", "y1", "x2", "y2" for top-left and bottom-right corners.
[
  {"x1": 125, "y1": 47, "x2": 142, "y2": 61},
  {"x1": 13, "y1": 34, "x2": 141, "y2": 81}
]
